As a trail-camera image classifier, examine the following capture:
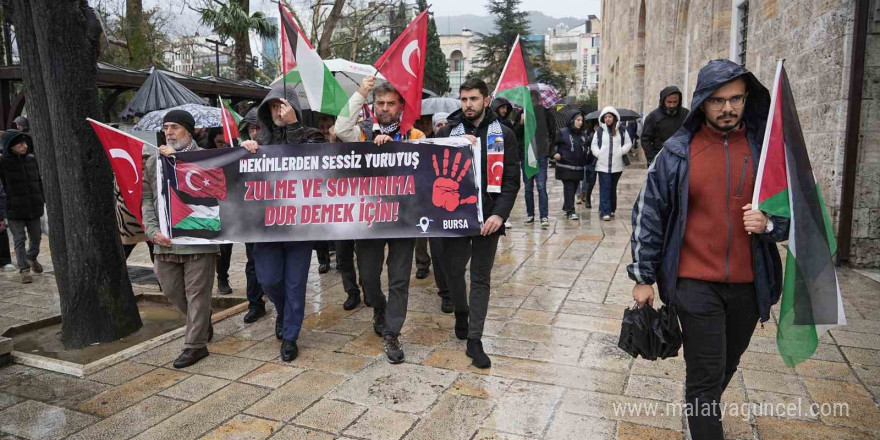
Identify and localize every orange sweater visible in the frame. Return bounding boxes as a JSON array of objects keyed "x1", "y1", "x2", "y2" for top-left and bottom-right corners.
[{"x1": 678, "y1": 124, "x2": 755, "y2": 283}]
